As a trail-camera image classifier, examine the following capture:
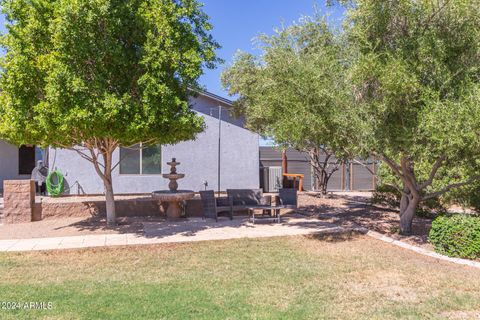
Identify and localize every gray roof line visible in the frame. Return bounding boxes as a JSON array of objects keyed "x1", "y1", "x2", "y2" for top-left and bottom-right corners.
[{"x1": 190, "y1": 89, "x2": 233, "y2": 106}]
